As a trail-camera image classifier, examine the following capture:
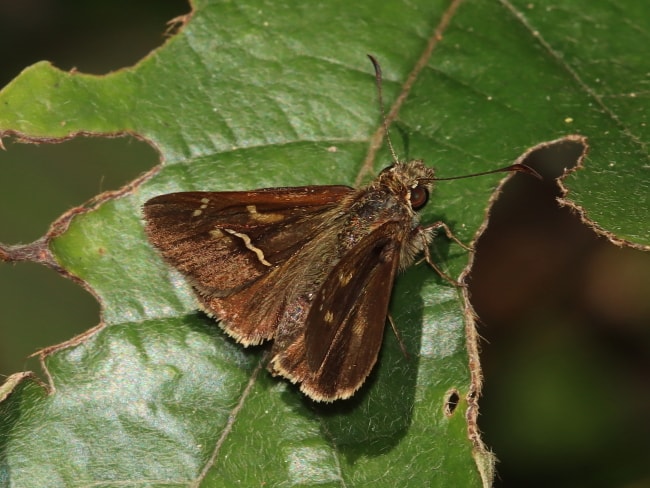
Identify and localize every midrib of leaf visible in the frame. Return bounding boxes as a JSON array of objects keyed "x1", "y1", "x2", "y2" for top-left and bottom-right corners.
[
  {"x1": 355, "y1": 0, "x2": 464, "y2": 185},
  {"x1": 192, "y1": 358, "x2": 265, "y2": 486}
]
